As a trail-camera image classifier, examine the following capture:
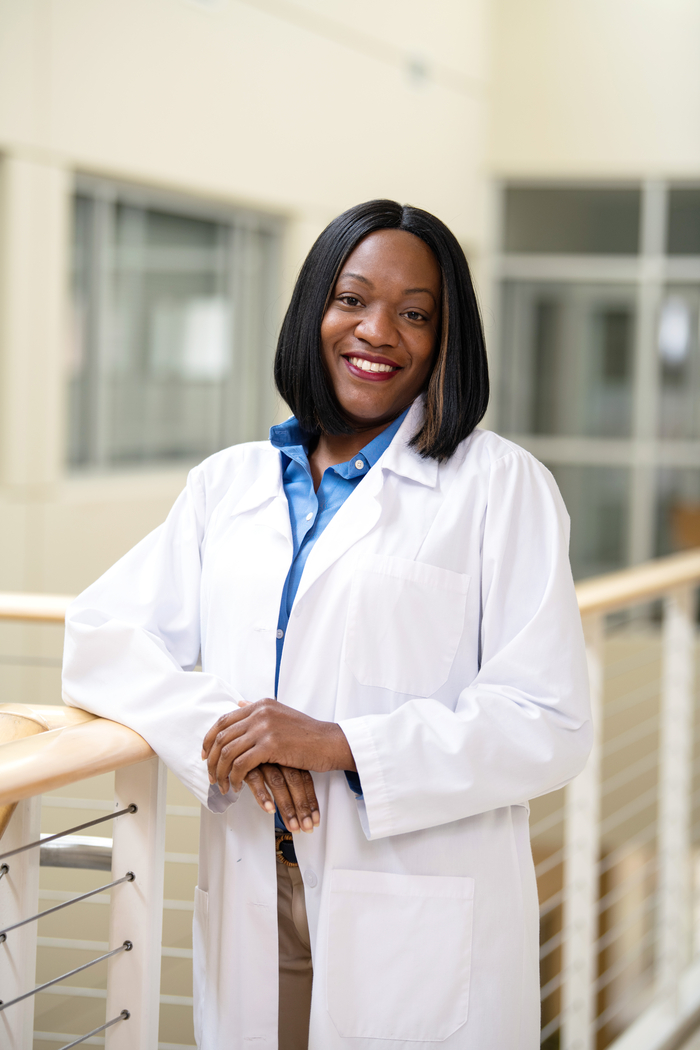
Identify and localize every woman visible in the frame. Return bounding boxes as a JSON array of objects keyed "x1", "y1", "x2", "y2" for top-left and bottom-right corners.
[{"x1": 63, "y1": 200, "x2": 591, "y2": 1050}]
